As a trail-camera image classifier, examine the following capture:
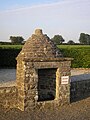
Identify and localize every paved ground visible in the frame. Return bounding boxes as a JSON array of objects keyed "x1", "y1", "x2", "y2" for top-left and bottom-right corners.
[
  {"x1": 0, "y1": 97, "x2": 90, "y2": 120},
  {"x1": 0, "y1": 69, "x2": 16, "y2": 82},
  {"x1": 0, "y1": 69, "x2": 16, "y2": 87}
]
